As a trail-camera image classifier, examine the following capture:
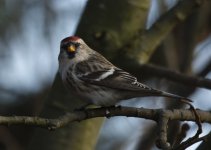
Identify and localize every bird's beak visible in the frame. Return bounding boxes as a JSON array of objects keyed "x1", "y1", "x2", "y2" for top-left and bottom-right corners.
[{"x1": 67, "y1": 45, "x2": 76, "y2": 53}]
